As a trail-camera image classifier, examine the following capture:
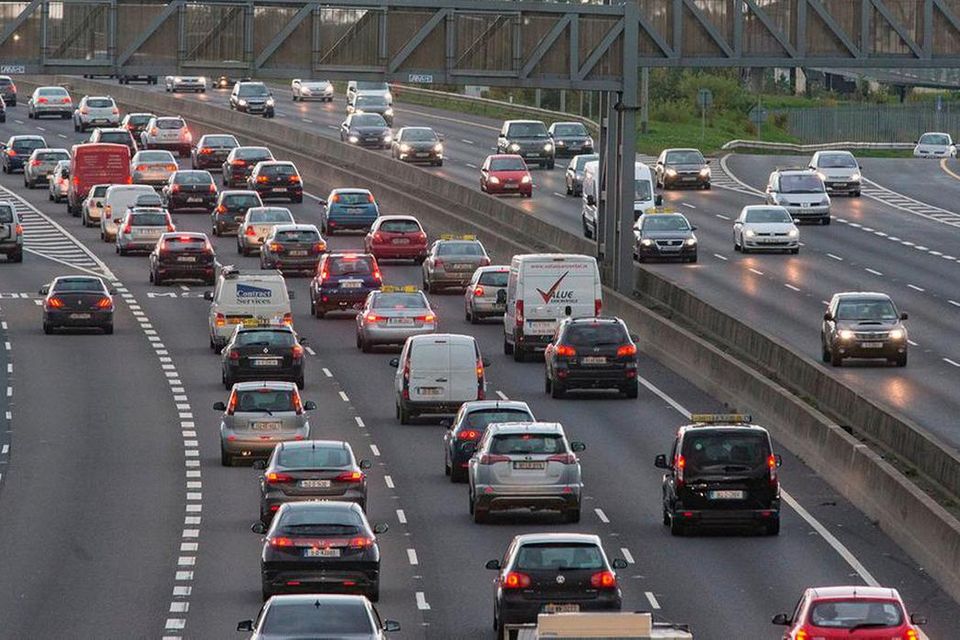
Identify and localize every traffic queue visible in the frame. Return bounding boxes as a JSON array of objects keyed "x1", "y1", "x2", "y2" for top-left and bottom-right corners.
[{"x1": 0, "y1": 81, "x2": 930, "y2": 640}]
